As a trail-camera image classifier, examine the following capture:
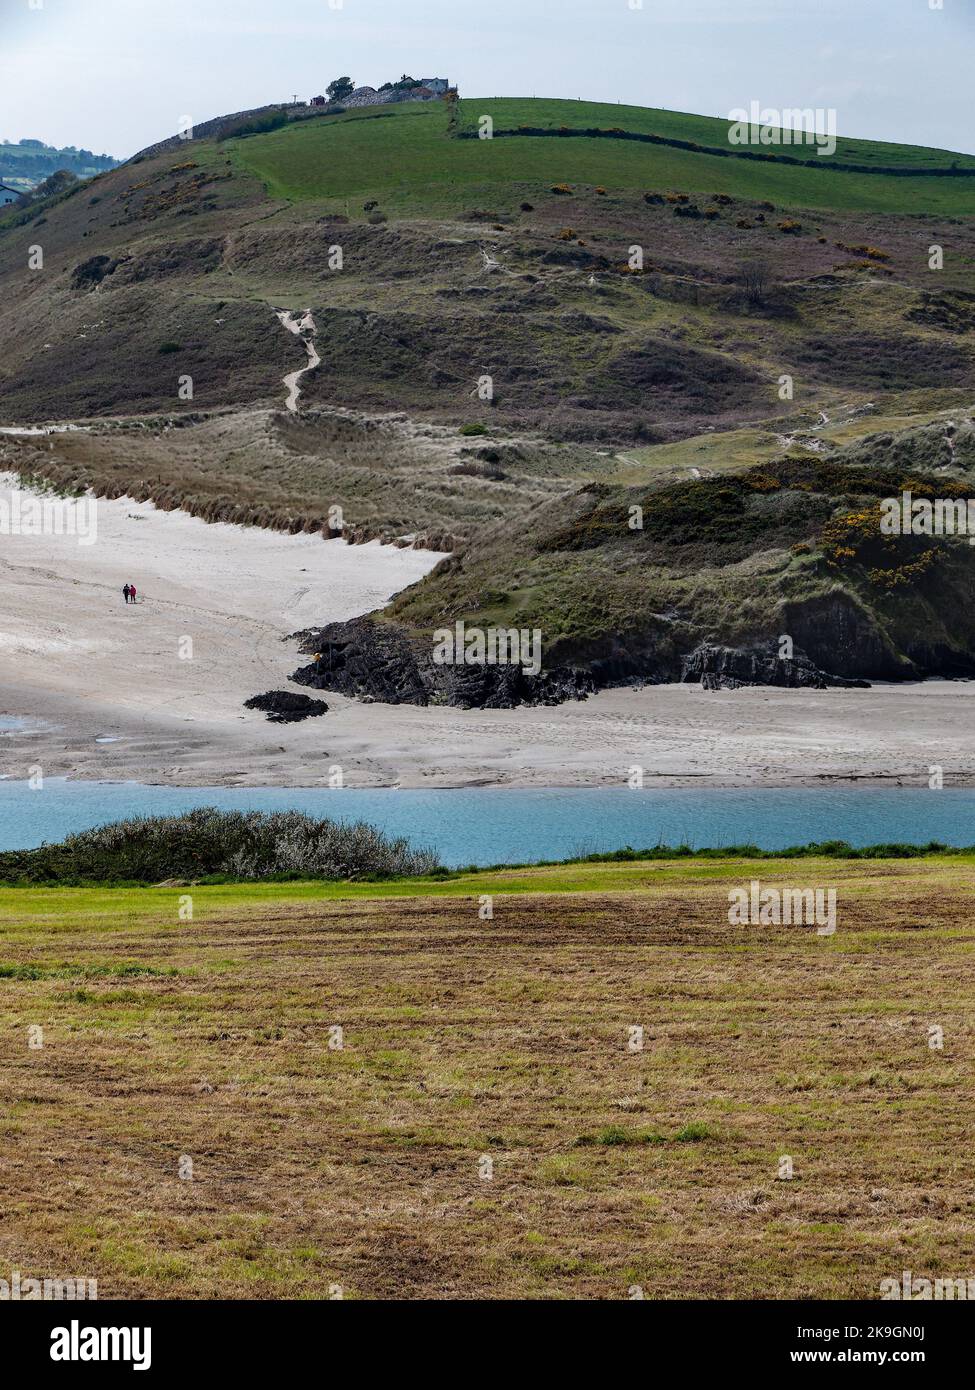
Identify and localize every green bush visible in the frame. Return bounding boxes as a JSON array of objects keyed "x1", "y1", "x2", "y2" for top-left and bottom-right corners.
[
  {"x1": 0, "y1": 808, "x2": 440, "y2": 884},
  {"x1": 224, "y1": 108, "x2": 290, "y2": 140}
]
